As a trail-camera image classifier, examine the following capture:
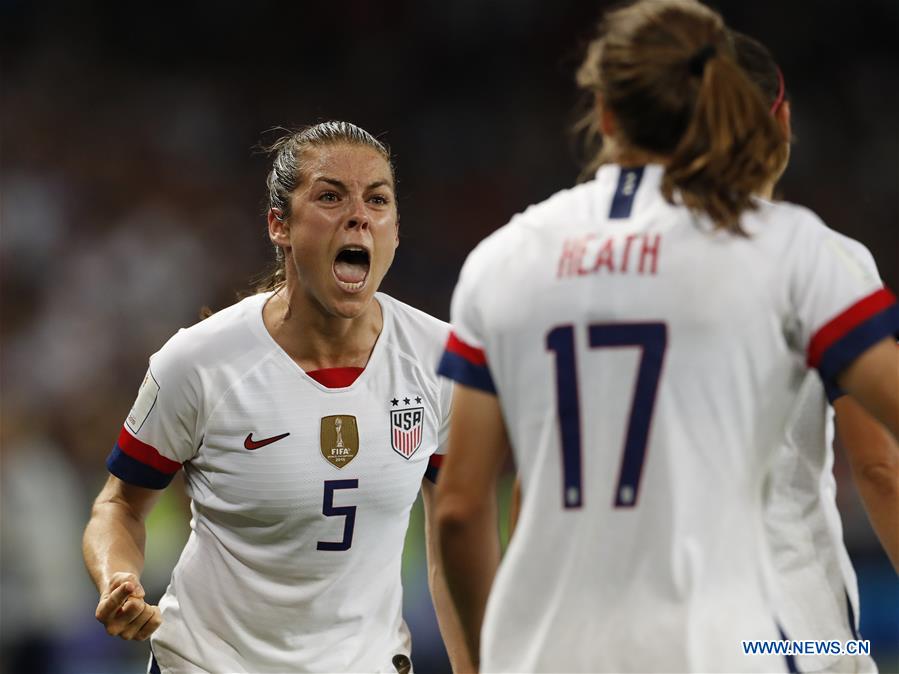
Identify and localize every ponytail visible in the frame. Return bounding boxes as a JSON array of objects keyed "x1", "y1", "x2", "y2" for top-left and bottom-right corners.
[
  {"x1": 576, "y1": 0, "x2": 786, "y2": 233},
  {"x1": 662, "y1": 46, "x2": 784, "y2": 233},
  {"x1": 254, "y1": 245, "x2": 287, "y2": 294}
]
